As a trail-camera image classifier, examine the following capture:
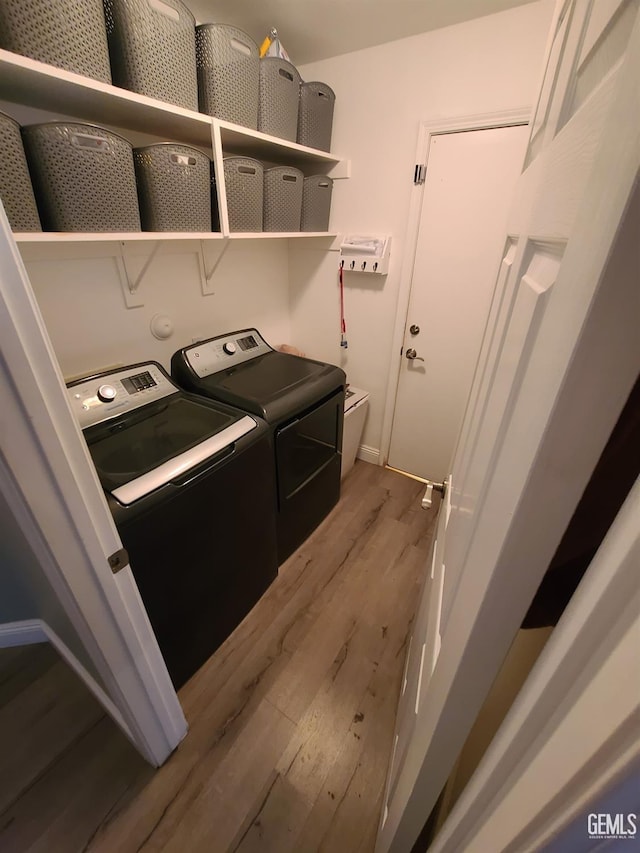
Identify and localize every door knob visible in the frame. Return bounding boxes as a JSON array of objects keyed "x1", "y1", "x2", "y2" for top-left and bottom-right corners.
[
  {"x1": 409, "y1": 324, "x2": 420, "y2": 335},
  {"x1": 406, "y1": 348, "x2": 425, "y2": 362}
]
